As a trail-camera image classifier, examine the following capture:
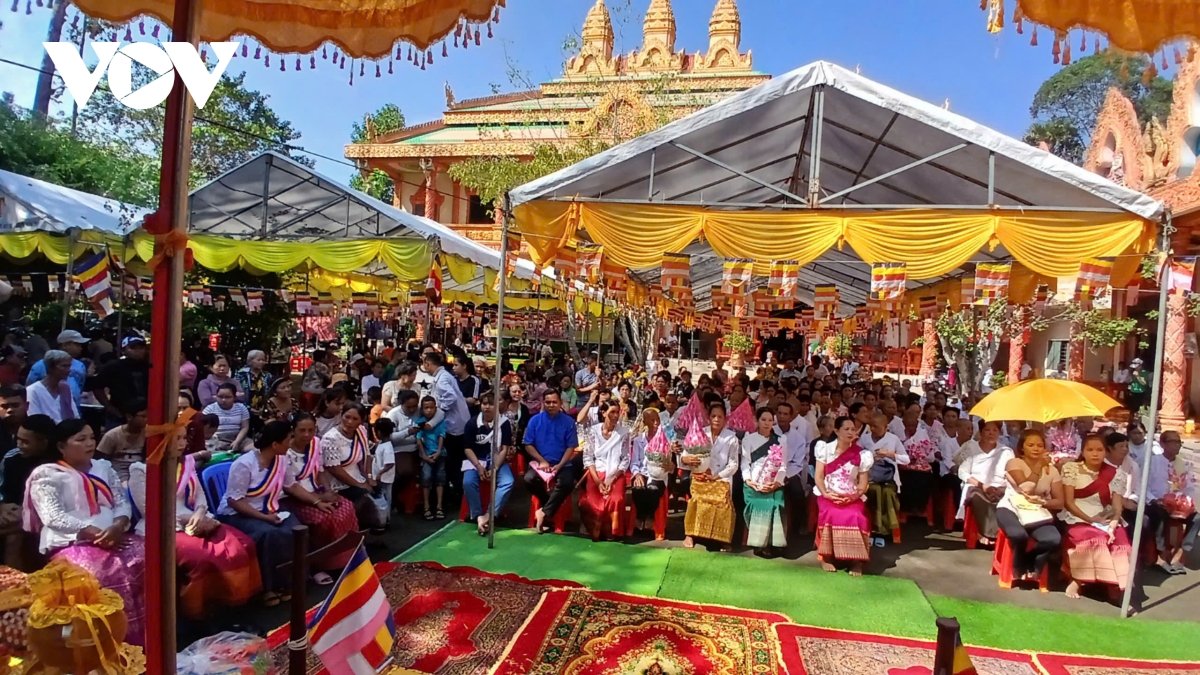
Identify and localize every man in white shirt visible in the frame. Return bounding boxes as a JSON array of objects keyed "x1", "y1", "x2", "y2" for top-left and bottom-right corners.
[
  {"x1": 776, "y1": 401, "x2": 811, "y2": 536},
  {"x1": 957, "y1": 420, "x2": 1014, "y2": 546},
  {"x1": 425, "y1": 351, "x2": 470, "y2": 493},
  {"x1": 779, "y1": 359, "x2": 800, "y2": 382},
  {"x1": 1145, "y1": 431, "x2": 1193, "y2": 574}
]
